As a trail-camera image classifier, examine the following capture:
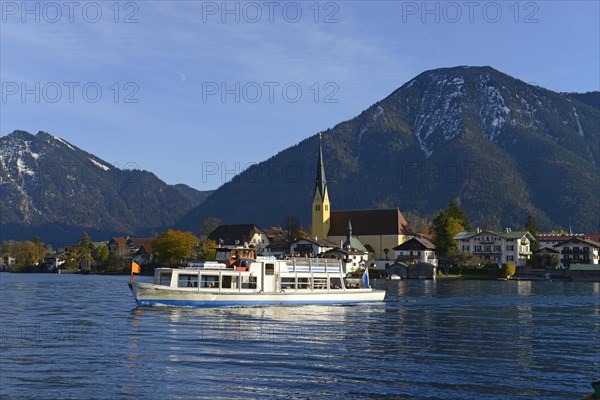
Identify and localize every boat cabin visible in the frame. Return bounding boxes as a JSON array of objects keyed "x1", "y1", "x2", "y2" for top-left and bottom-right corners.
[{"x1": 153, "y1": 257, "x2": 364, "y2": 293}]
